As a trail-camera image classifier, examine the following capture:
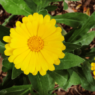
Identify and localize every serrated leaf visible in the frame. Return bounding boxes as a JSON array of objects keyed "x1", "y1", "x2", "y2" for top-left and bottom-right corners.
[
  {"x1": 12, "y1": 66, "x2": 22, "y2": 79},
  {"x1": 55, "y1": 53, "x2": 85, "y2": 70},
  {"x1": 0, "y1": 0, "x2": 31, "y2": 16},
  {"x1": 52, "y1": 12, "x2": 89, "y2": 28}
]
